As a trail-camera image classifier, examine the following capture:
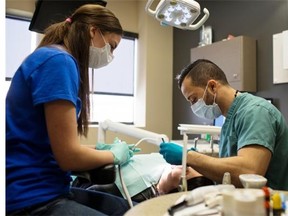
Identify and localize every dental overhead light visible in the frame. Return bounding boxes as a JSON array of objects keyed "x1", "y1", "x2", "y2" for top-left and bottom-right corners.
[{"x1": 145, "y1": 0, "x2": 209, "y2": 30}]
